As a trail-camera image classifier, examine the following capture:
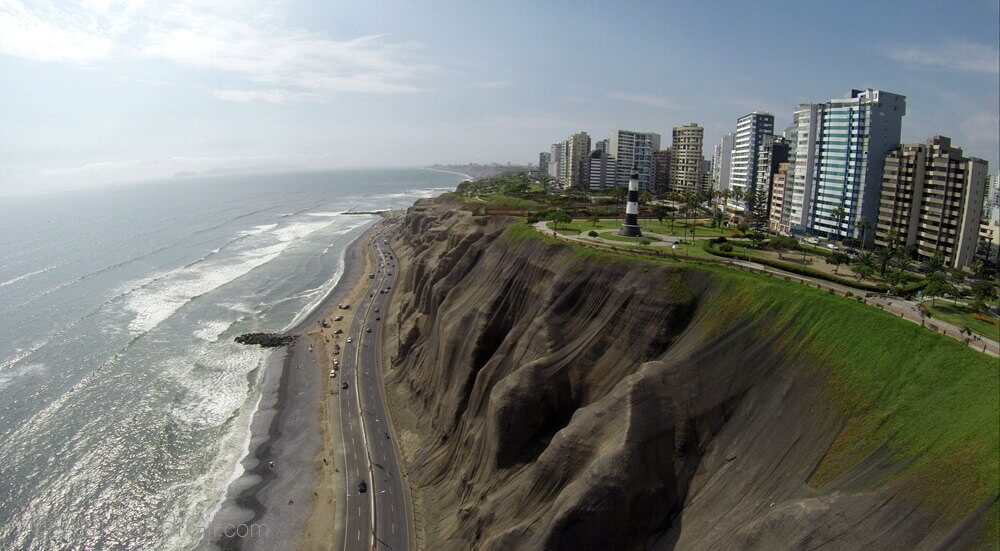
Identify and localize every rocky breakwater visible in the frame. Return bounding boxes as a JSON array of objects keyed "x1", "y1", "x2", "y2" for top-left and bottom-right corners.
[
  {"x1": 235, "y1": 332, "x2": 297, "y2": 348},
  {"x1": 381, "y1": 195, "x2": 998, "y2": 550}
]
